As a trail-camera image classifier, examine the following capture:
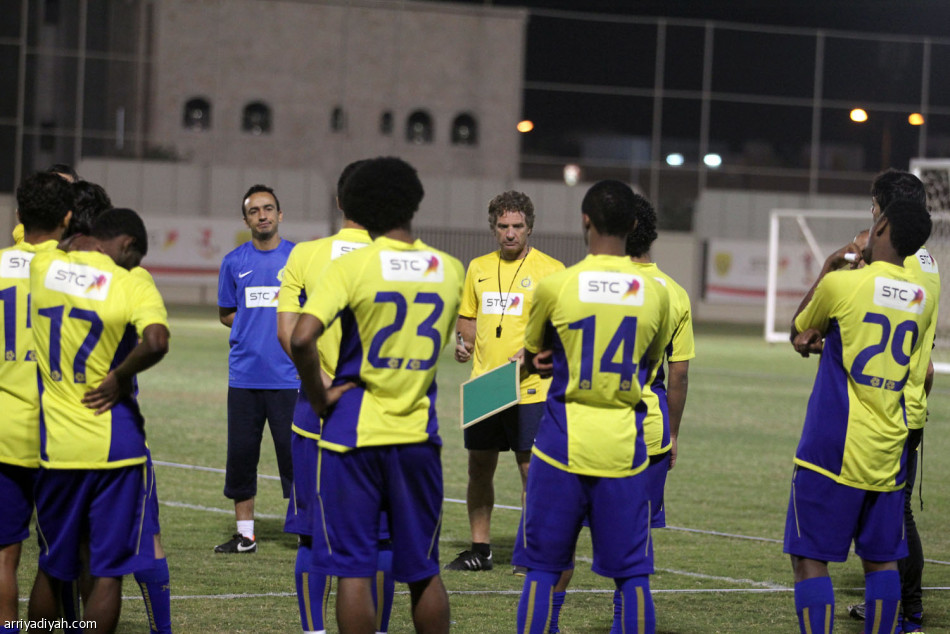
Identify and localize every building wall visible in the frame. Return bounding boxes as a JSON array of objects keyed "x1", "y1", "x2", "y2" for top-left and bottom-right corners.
[{"x1": 148, "y1": 0, "x2": 526, "y2": 180}]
